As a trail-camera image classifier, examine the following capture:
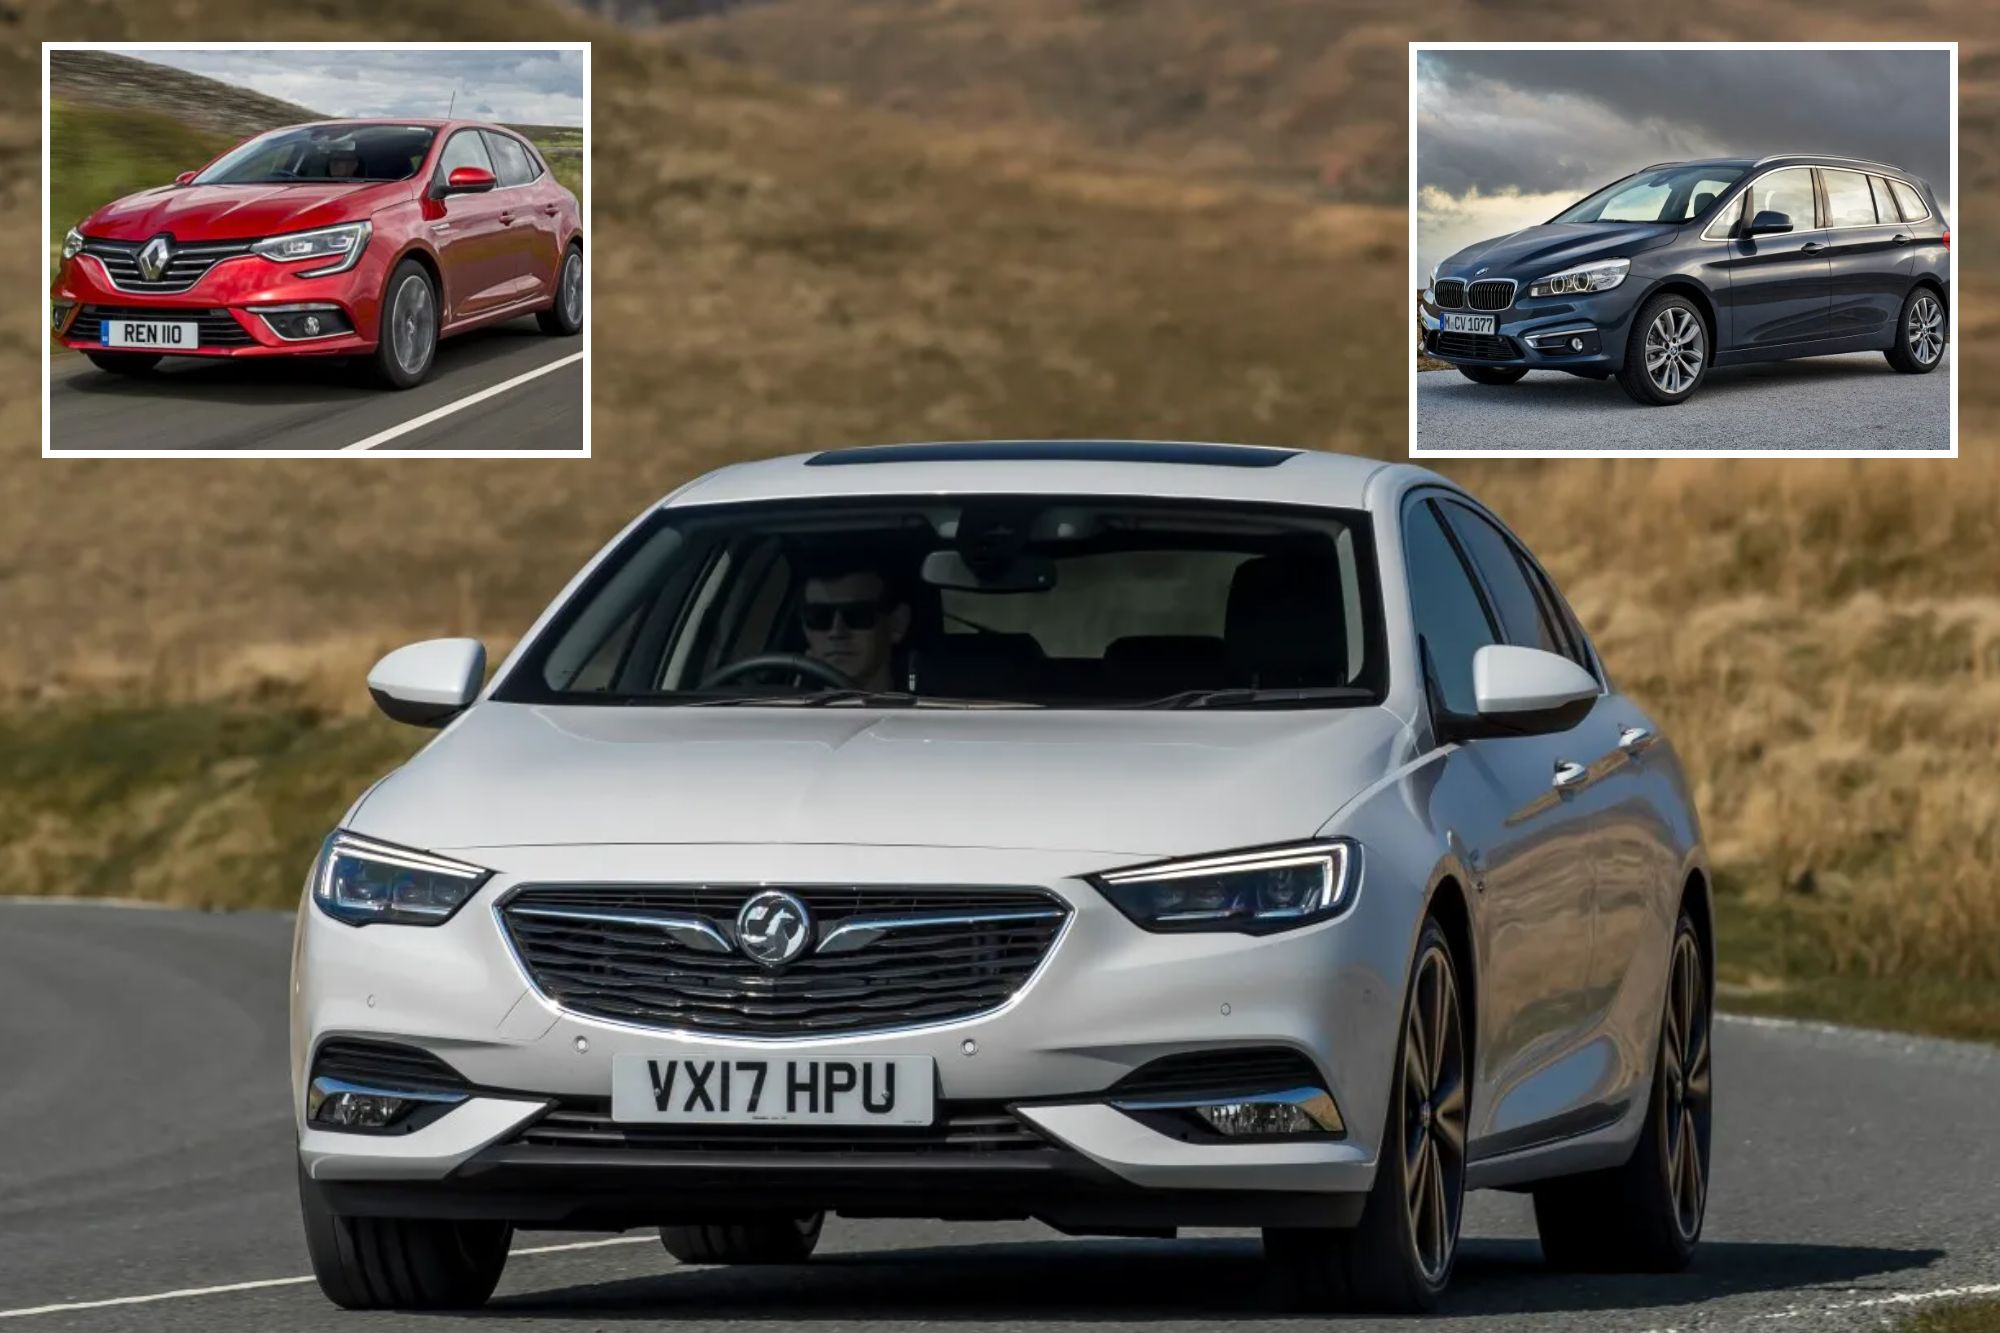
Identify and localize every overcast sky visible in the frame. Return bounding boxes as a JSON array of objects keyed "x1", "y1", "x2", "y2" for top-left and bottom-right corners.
[
  {"x1": 1416, "y1": 48, "x2": 1951, "y2": 275},
  {"x1": 140, "y1": 49, "x2": 584, "y2": 126}
]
